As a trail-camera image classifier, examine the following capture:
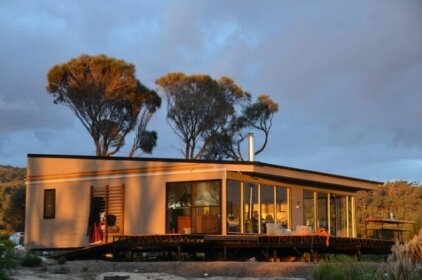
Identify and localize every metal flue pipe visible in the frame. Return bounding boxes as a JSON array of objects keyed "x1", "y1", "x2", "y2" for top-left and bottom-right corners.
[{"x1": 248, "y1": 133, "x2": 254, "y2": 162}]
